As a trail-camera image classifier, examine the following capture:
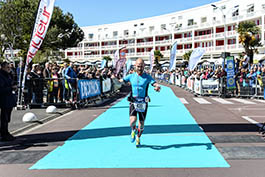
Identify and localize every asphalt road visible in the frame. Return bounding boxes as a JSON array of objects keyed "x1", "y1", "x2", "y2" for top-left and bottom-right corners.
[{"x1": 1, "y1": 84, "x2": 265, "y2": 177}]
